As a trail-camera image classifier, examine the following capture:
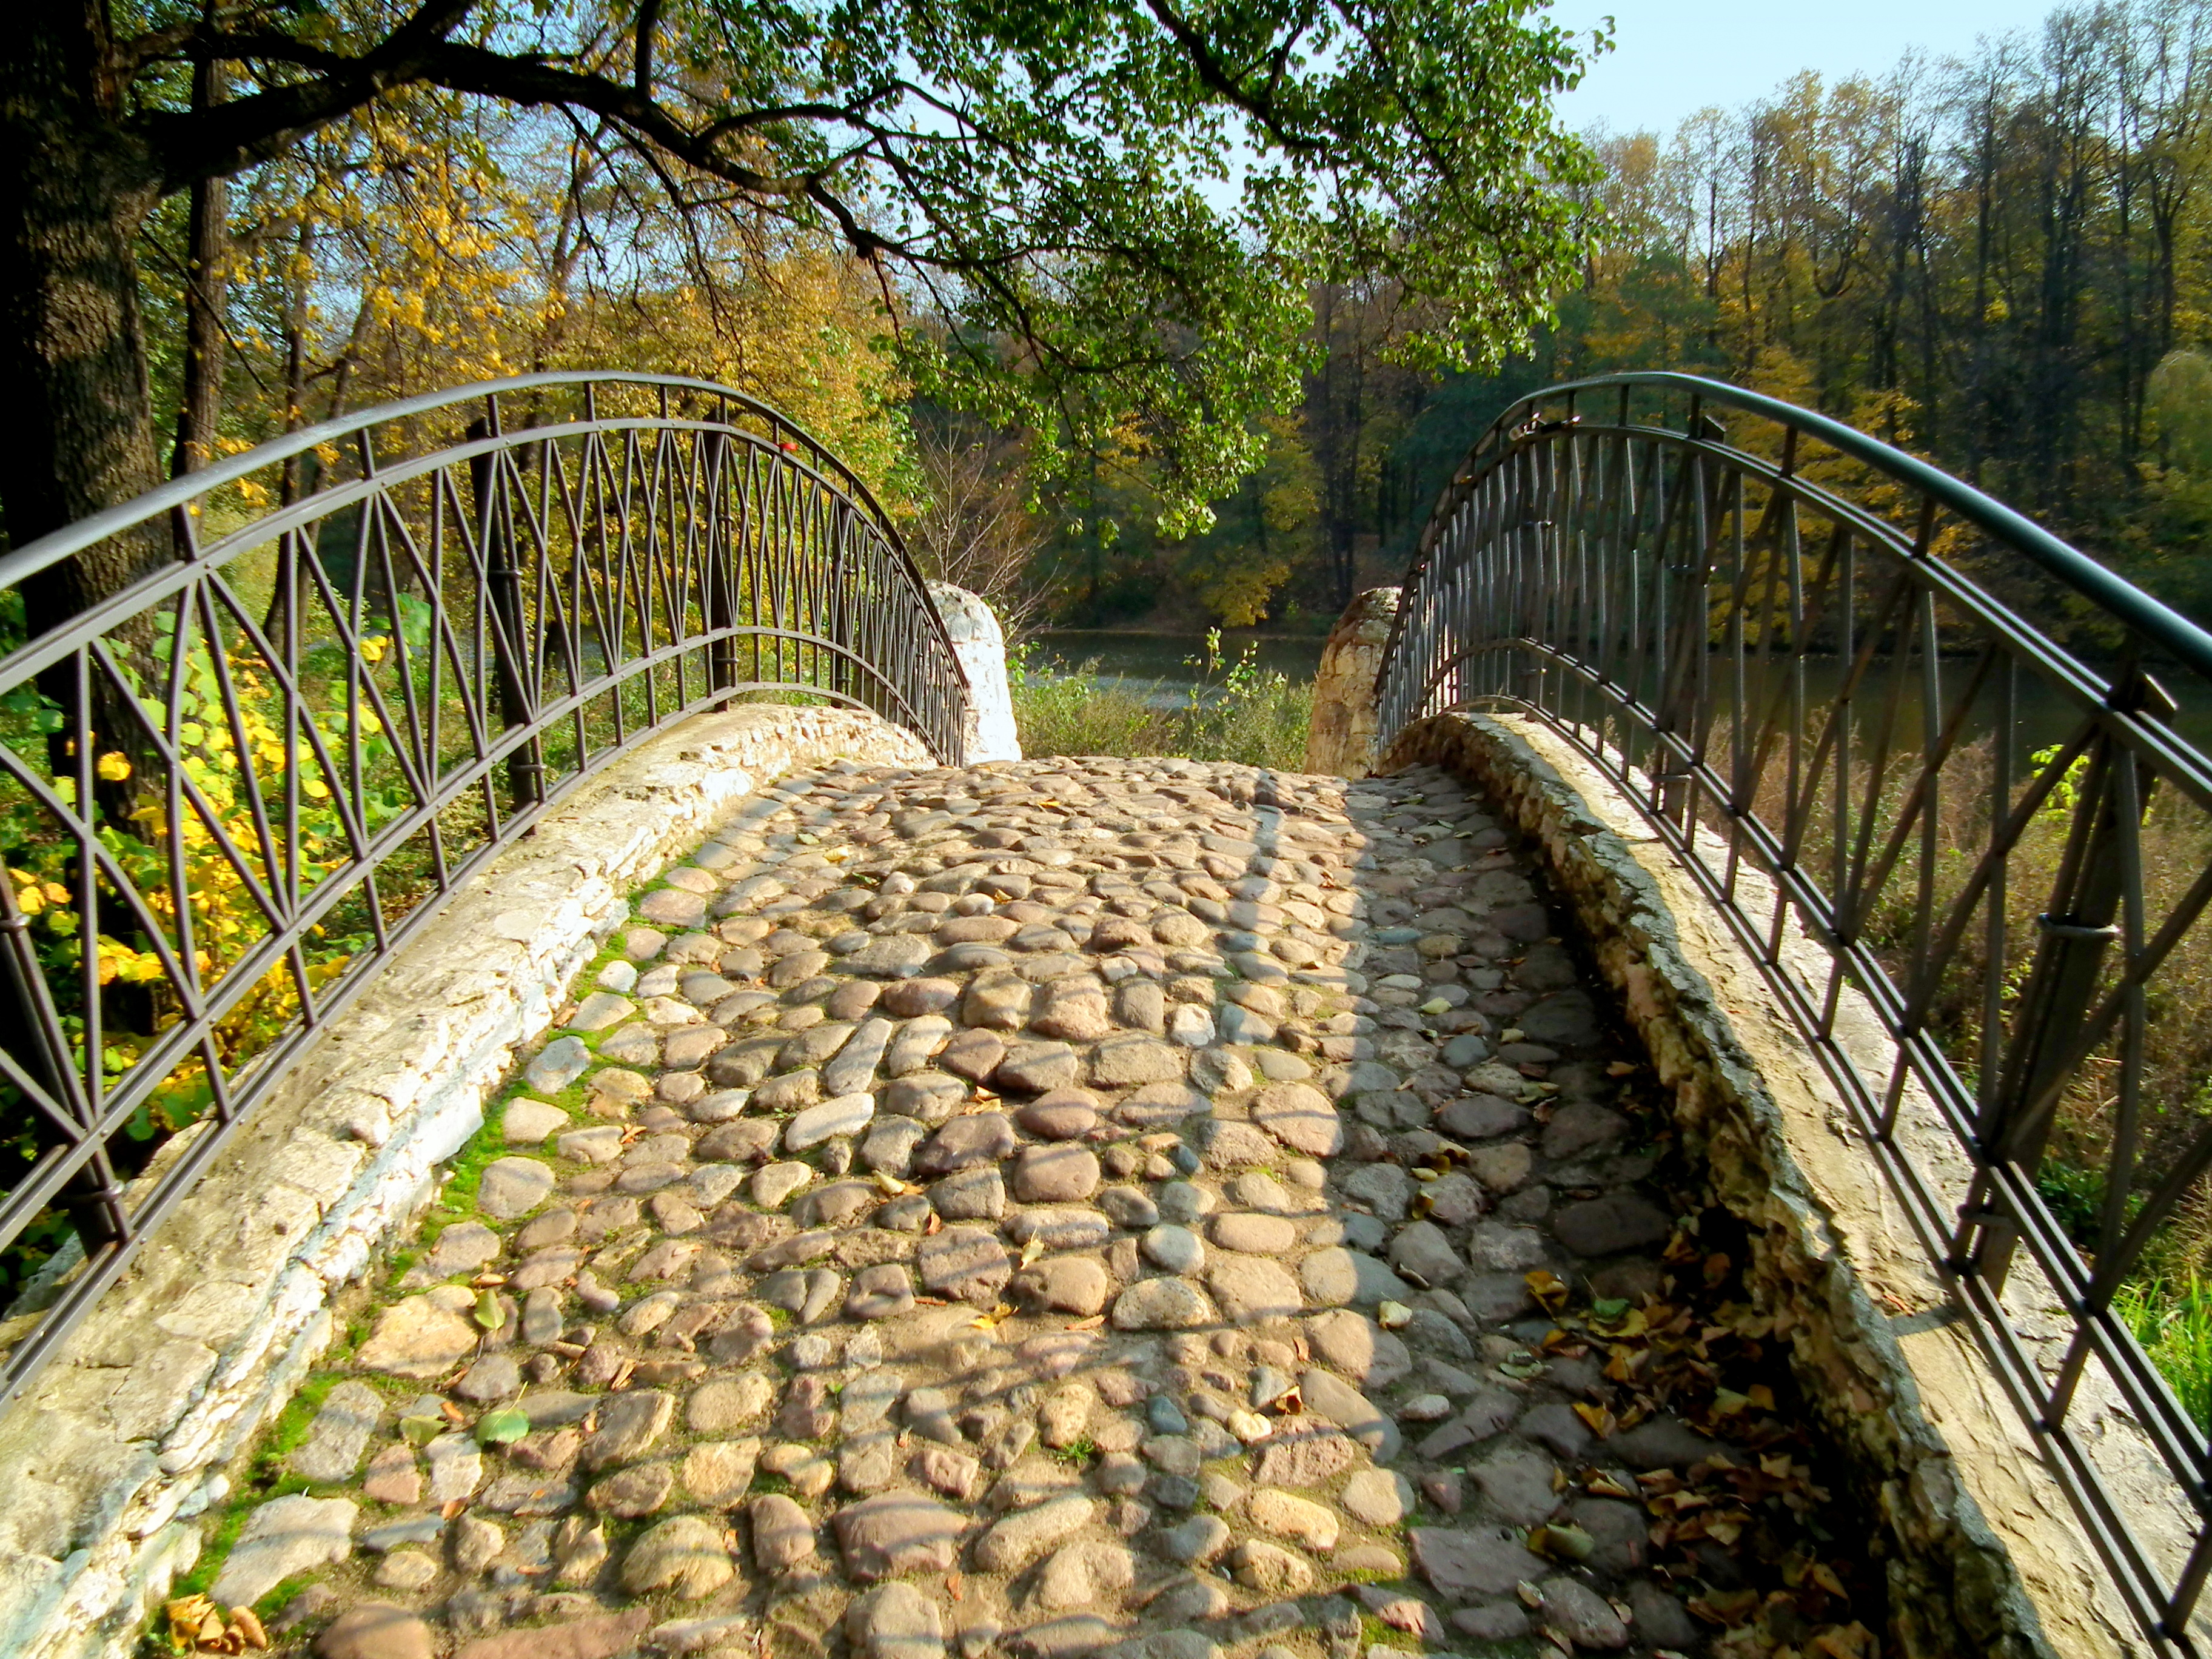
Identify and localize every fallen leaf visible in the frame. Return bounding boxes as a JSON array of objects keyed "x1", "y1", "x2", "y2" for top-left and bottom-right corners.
[
  {"x1": 229, "y1": 1608, "x2": 267, "y2": 1651},
  {"x1": 166, "y1": 1596, "x2": 216, "y2": 1654},
  {"x1": 475, "y1": 1406, "x2": 531, "y2": 1446},
  {"x1": 474, "y1": 1290, "x2": 507, "y2": 1331},
  {"x1": 1810, "y1": 1622, "x2": 1875, "y2": 1659},
  {"x1": 1529, "y1": 1521, "x2": 1595, "y2": 1563},
  {"x1": 1525, "y1": 1269, "x2": 1570, "y2": 1313},
  {"x1": 1687, "y1": 1588, "x2": 1761, "y2": 1627}
]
